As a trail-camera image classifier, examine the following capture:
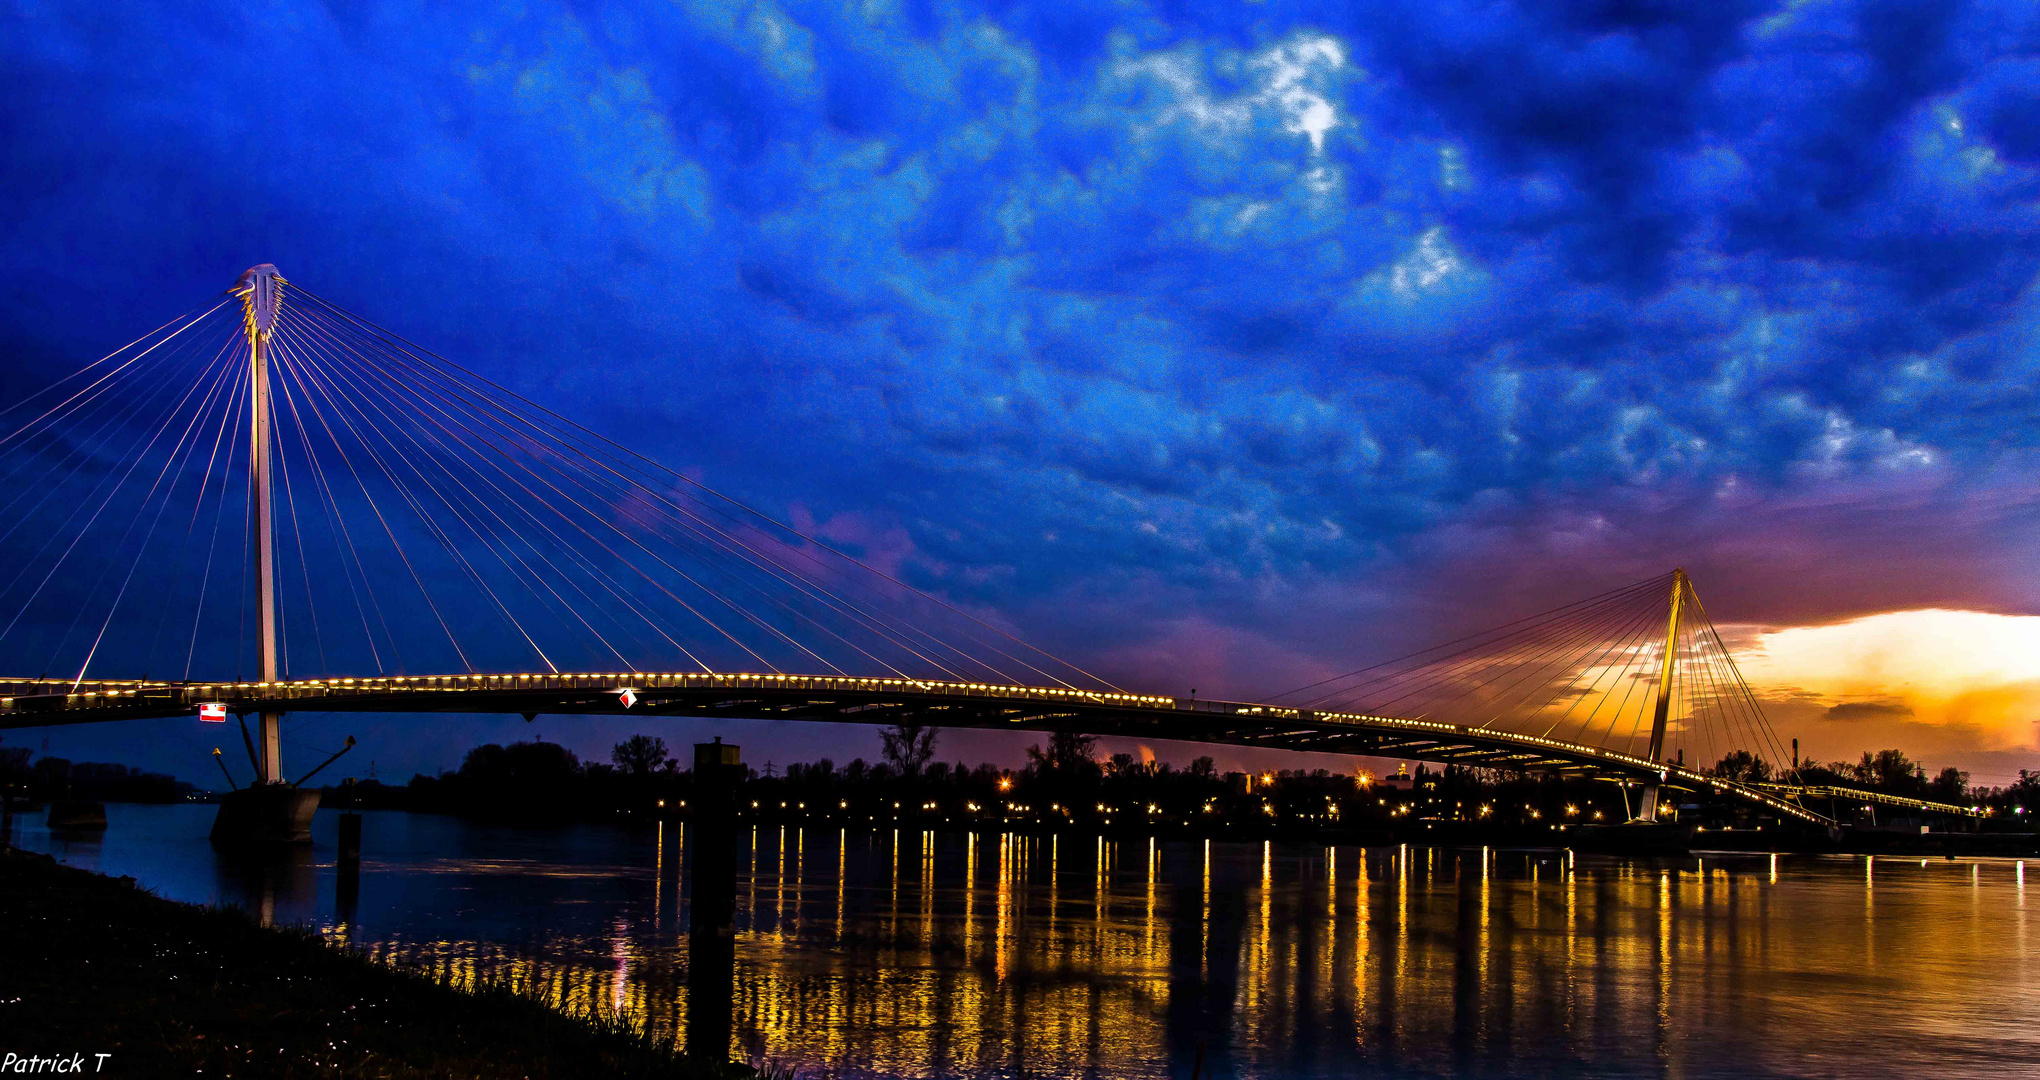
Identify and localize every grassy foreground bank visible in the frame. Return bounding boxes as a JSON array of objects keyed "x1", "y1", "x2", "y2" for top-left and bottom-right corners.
[{"x1": 0, "y1": 849, "x2": 746, "y2": 1079}]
